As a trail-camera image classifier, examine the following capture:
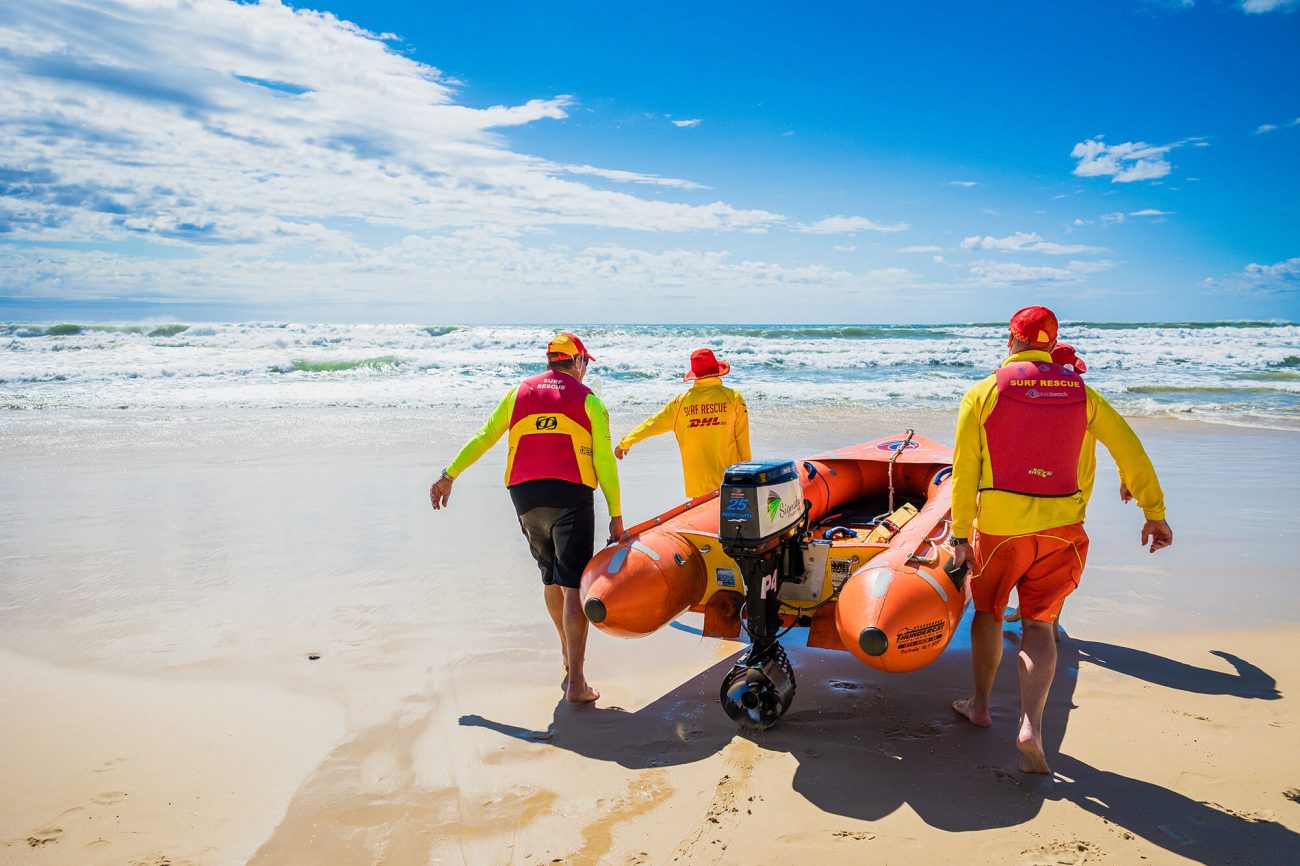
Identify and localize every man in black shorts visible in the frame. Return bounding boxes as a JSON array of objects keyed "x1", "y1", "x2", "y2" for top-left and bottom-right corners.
[{"x1": 429, "y1": 333, "x2": 622, "y2": 704}]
